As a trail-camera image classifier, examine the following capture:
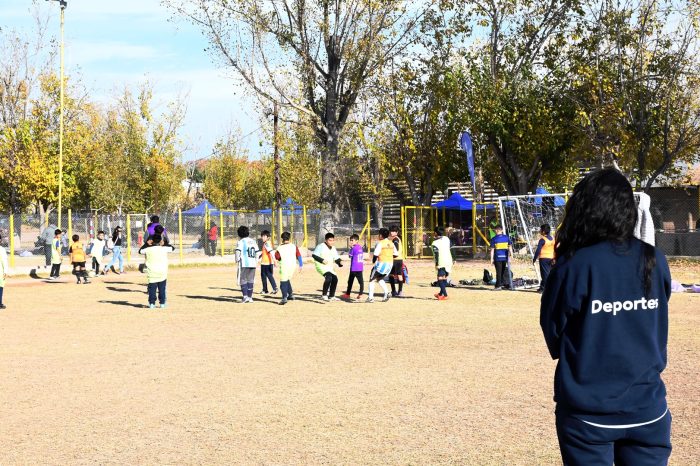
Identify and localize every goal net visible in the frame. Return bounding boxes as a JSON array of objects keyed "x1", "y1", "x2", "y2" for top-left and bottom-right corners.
[{"x1": 497, "y1": 193, "x2": 644, "y2": 287}]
